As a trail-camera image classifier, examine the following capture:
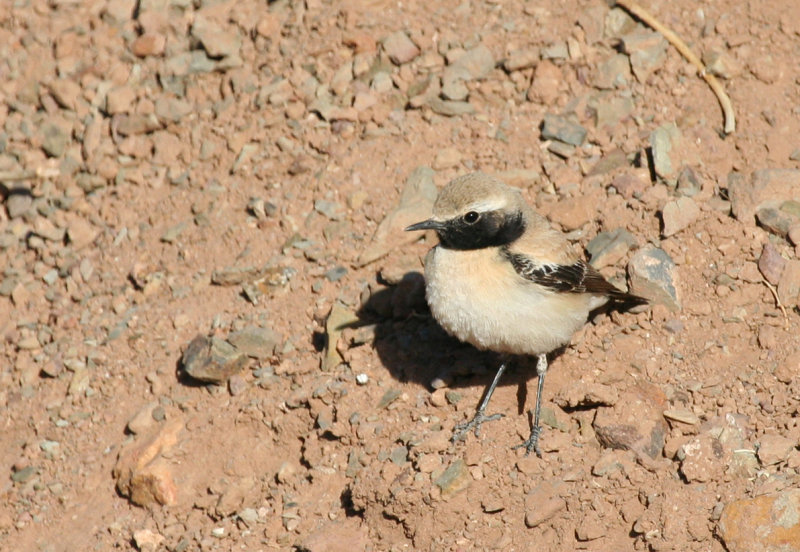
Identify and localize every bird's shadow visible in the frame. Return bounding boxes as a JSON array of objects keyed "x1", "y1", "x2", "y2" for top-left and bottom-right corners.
[{"x1": 354, "y1": 270, "x2": 551, "y2": 416}]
